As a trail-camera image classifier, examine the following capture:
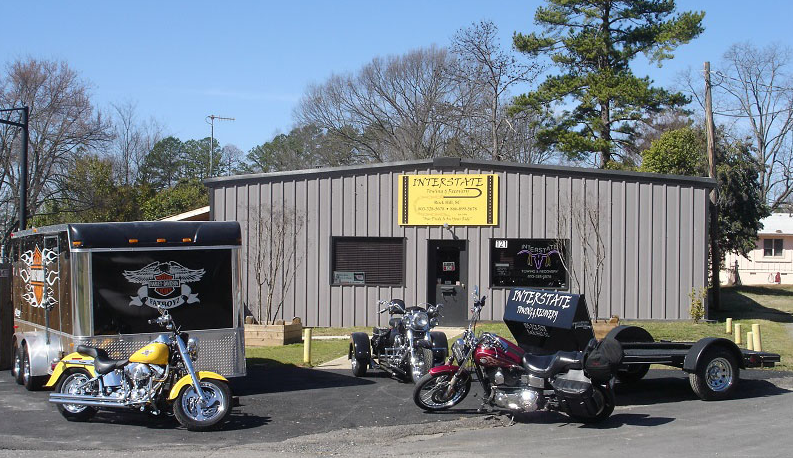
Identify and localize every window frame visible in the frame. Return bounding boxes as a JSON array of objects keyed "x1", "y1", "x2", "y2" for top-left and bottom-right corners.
[
  {"x1": 763, "y1": 238, "x2": 784, "y2": 257},
  {"x1": 330, "y1": 236, "x2": 406, "y2": 287}
]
